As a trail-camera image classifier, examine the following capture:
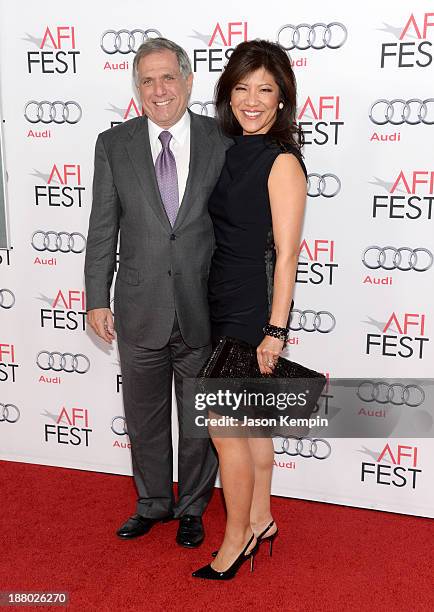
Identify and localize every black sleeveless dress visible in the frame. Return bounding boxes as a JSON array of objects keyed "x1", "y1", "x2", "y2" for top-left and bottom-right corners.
[{"x1": 208, "y1": 134, "x2": 307, "y2": 347}]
